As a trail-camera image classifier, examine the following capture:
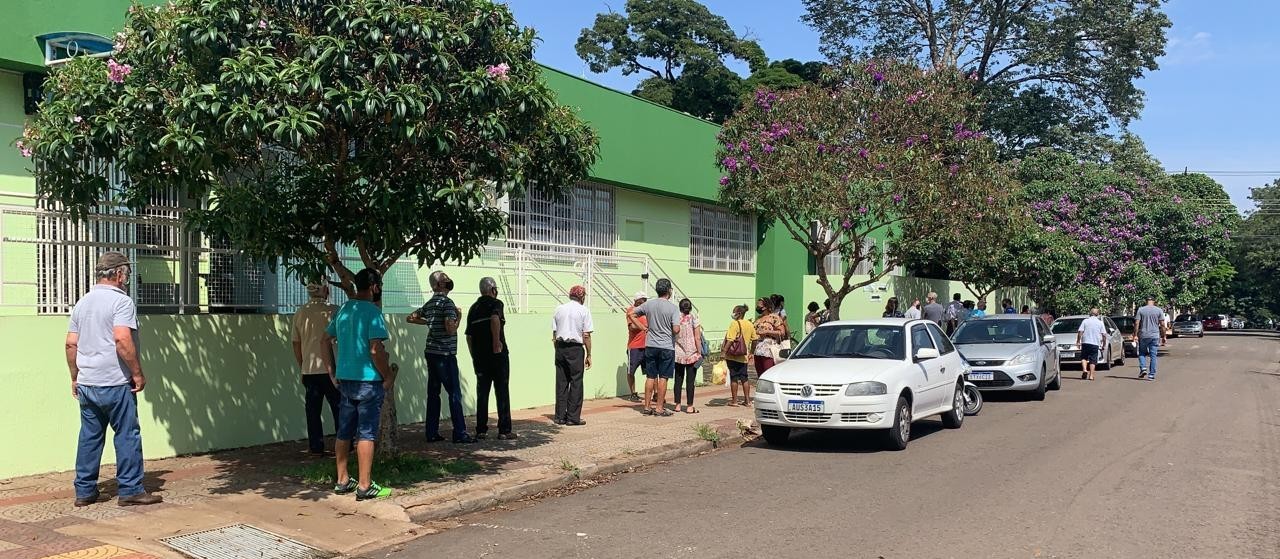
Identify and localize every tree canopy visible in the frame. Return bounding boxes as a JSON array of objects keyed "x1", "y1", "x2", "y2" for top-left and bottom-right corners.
[
  {"x1": 21, "y1": 0, "x2": 599, "y2": 295},
  {"x1": 717, "y1": 58, "x2": 1010, "y2": 318},
  {"x1": 801, "y1": 0, "x2": 1170, "y2": 157}
]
